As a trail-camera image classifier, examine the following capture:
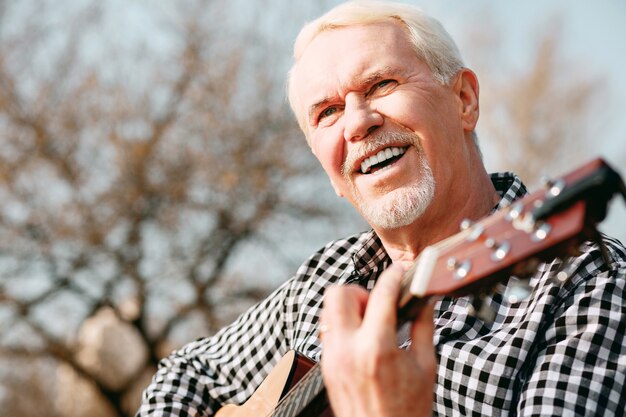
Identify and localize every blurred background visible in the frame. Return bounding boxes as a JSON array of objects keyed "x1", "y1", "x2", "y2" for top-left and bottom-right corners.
[{"x1": 0, "y1": 0, "x2": 624, "y2": 416}]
